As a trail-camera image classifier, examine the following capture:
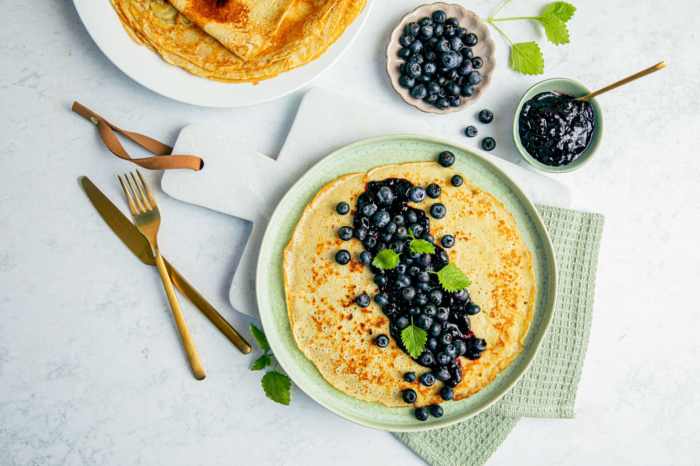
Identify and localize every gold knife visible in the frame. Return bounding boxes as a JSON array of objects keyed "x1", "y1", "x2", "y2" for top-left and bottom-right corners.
[{"x1": 80, "y1": 176, "x2": 252, "y2": 354}]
